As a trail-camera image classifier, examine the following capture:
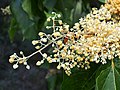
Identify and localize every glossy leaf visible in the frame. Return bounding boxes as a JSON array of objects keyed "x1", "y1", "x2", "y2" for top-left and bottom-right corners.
[
  {"x1": 10, "y1": 0, "x2": 37, "y2": 40},
  {"x1": 72, "y1": 0, "x2": 82, "y2": 23},
  {"x1": 9, "y1": 18, "x2": 18, "y2": 41},
  {"x1": 96, "y1": 62, "x2": 120, "y2": 90},
  {"x1": 95, "y1": 61, "x2": 111, "y2": 78},
  {"x1": 99, "y1": 0, "x2": 107, "y2": 3},
  {"x1": 23, "y1": 0, "x2": 46, "y2": 30},
  {"x1": 61, "y1": 63, "x2": 100, "y2": 90},
  {"x1": 22, "y1": 0, "x2": 33, "y2": 20},
  {"x1": 54, "y1": 0, "x2": 76, "y2": 25}
]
